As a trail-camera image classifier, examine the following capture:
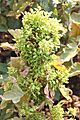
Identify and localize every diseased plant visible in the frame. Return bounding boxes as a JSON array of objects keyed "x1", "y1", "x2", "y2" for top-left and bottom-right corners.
[
  {"x1": 12, "y1": 7, "x2": 67, "y2": 88},
  {"x1": 1, "y1": 7, "x2": 78, "y2": 120},
  {"x1": 8, "y1": 7, "x2": 69, "y2": 94}
]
